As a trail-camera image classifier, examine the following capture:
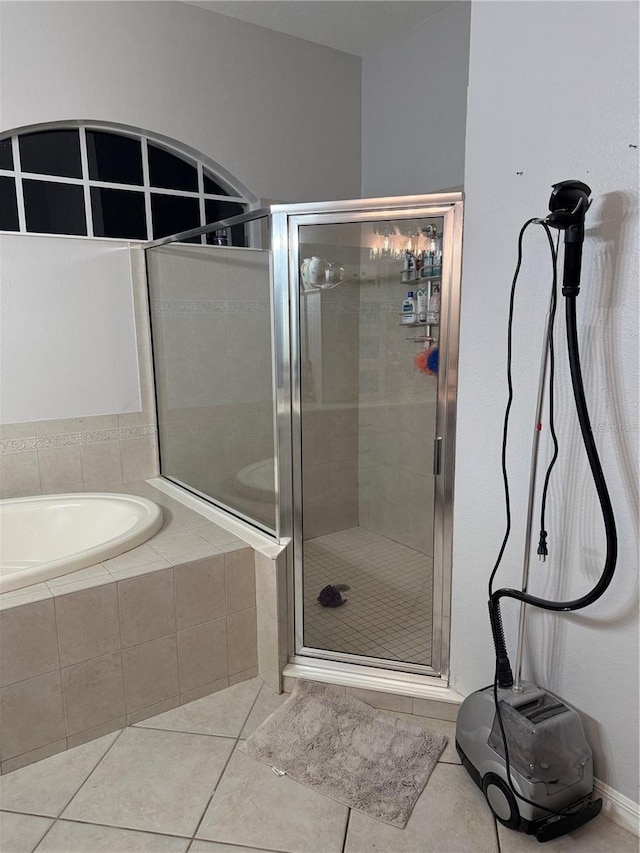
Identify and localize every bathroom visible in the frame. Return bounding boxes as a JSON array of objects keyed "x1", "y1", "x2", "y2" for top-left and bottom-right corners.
[{"x1": 0, "y1": 2, "x2": 638, "y2": 851}]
